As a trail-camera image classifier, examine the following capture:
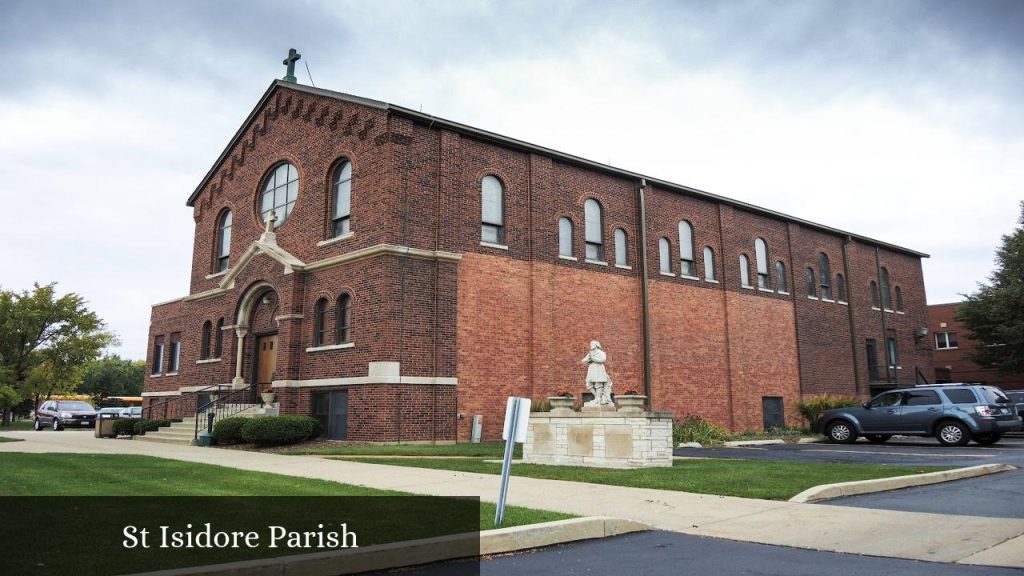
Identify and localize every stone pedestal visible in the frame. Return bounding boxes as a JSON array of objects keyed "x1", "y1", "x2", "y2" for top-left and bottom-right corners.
[{"x1": 523, "y1": 410, "x2": 674, "y2": 469}]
